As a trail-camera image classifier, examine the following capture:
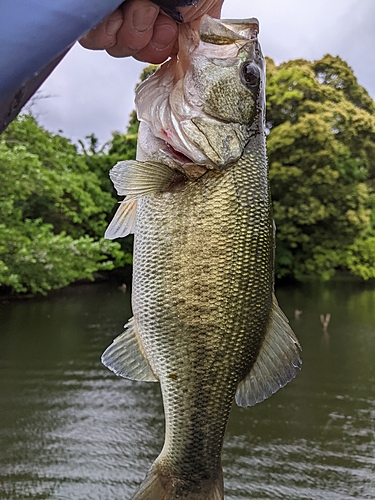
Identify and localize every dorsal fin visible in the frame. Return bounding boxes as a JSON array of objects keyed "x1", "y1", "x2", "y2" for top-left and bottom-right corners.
[{"x1": 235, "y1": 294, "x2": 301, "y2": 407}]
